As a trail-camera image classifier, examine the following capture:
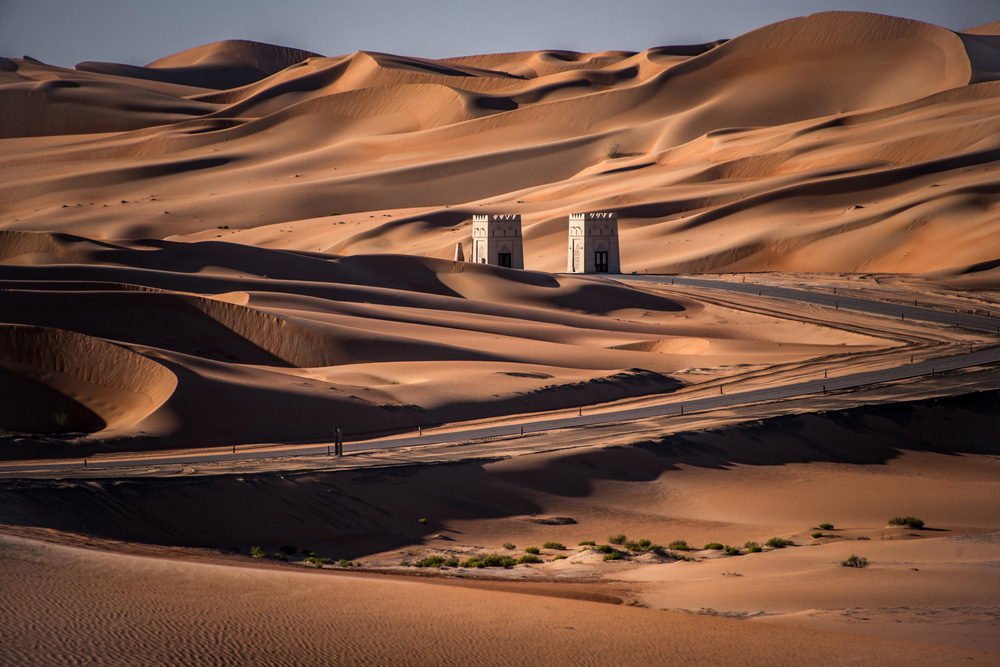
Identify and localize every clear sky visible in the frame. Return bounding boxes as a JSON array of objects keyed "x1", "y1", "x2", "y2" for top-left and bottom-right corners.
[{"x1": 2, "y1": 0, "x2": 996, "y2": 68}]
